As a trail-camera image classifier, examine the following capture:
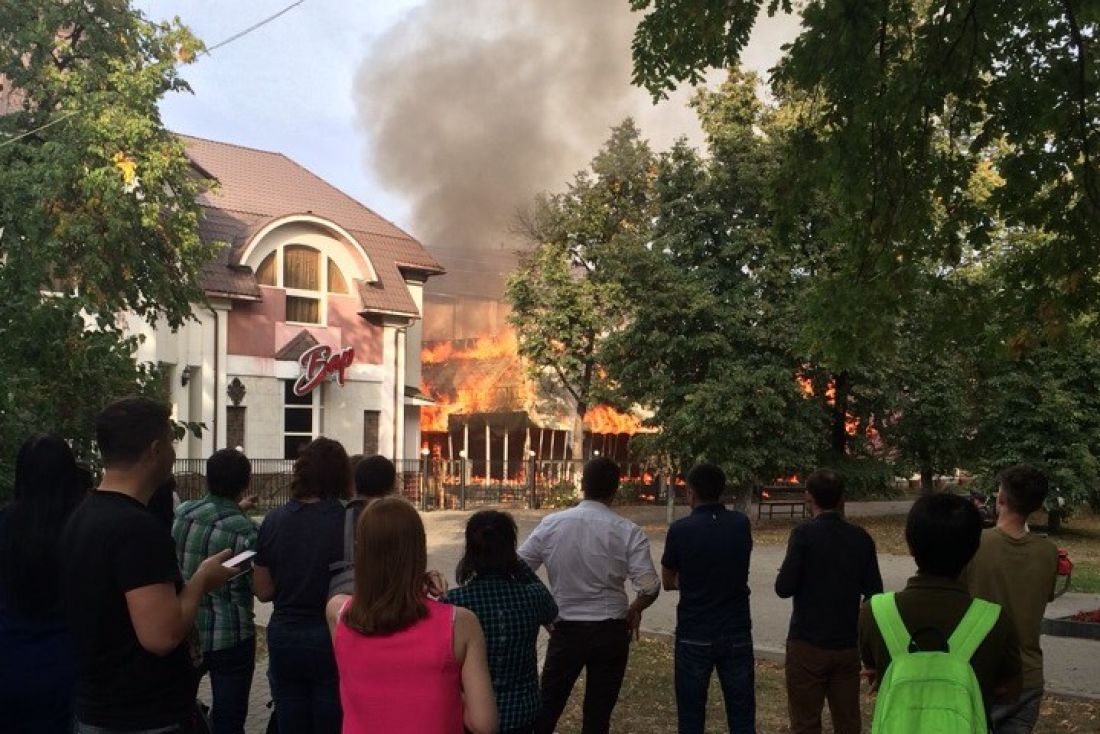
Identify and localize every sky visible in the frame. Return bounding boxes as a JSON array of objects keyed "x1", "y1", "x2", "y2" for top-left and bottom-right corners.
[{"x1": 135, "y1": 0, "x2": 800, "y2": 244}]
